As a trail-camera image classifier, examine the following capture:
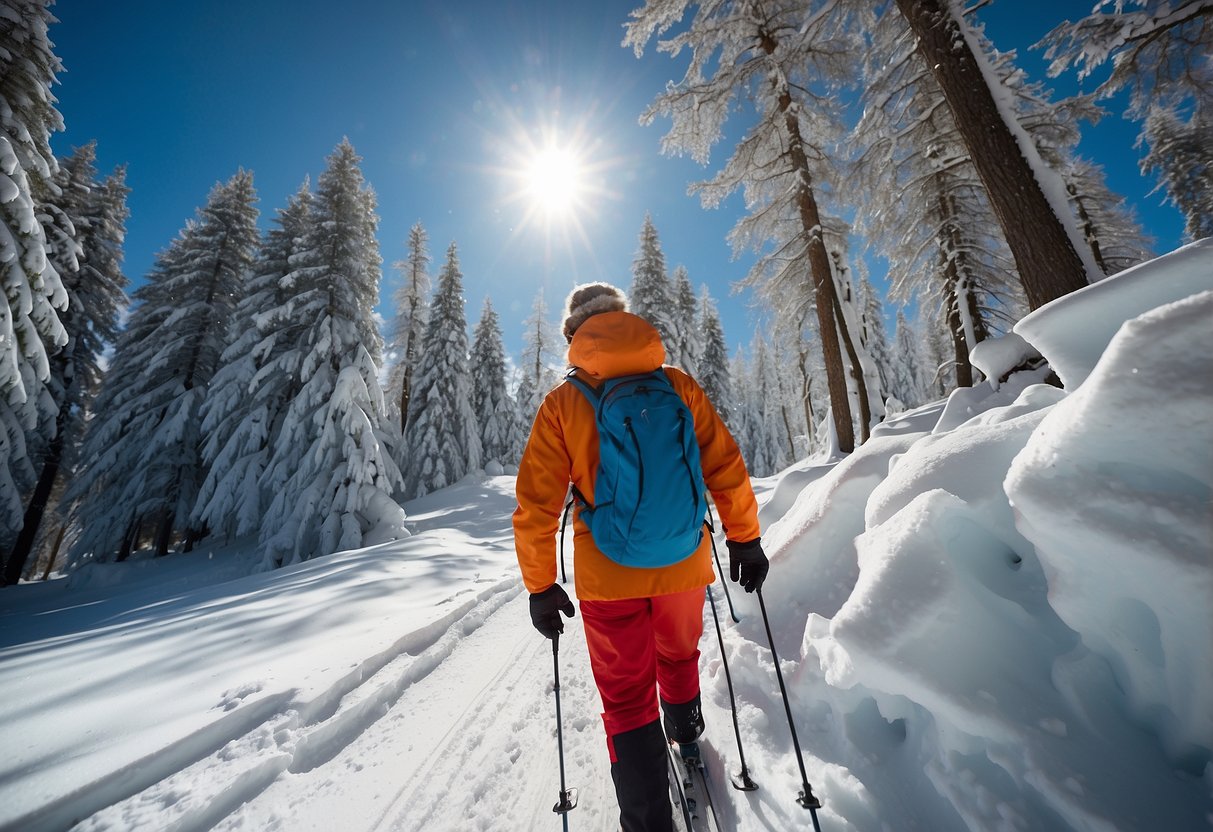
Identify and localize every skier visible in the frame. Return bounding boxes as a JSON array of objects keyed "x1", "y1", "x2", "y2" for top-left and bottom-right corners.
[{"x1": 514, "y1": 282, "x2": 769, "y2": 832}]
